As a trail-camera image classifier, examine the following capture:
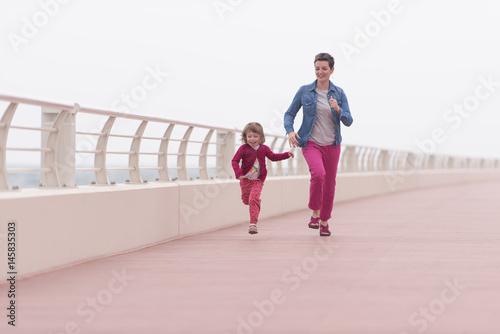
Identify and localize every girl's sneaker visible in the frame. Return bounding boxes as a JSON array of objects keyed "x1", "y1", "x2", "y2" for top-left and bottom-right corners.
[
  {"x1": 320, "y1": 223, "x2": 331, "y2": 236},
  {"x1": 308, "y1": 217, "x2": 320, "y2": 229},
  {"x1": 249, "y1": 223, "x2": 258, "y2": 234}
]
